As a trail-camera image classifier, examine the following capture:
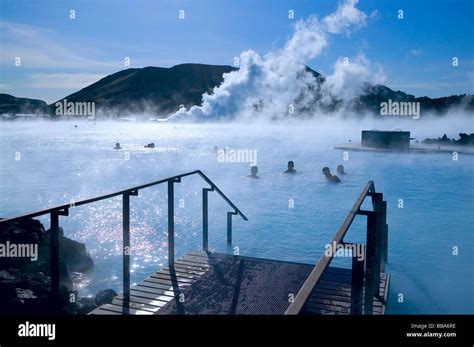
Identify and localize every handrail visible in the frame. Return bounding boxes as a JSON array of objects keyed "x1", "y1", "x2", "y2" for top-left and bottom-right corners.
[
  {"x1": 0, "y1": 170, "x2": 247, "y2": 223},
  {"x1": 0, "y1": 170, "x2": 248, "y2": 312},
  {"x1": 285, "y1": 180, "x2": 380, "y2": 315},
  {"x1": 197, "y1": 170, "x2": 248, "y2": 221}
]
